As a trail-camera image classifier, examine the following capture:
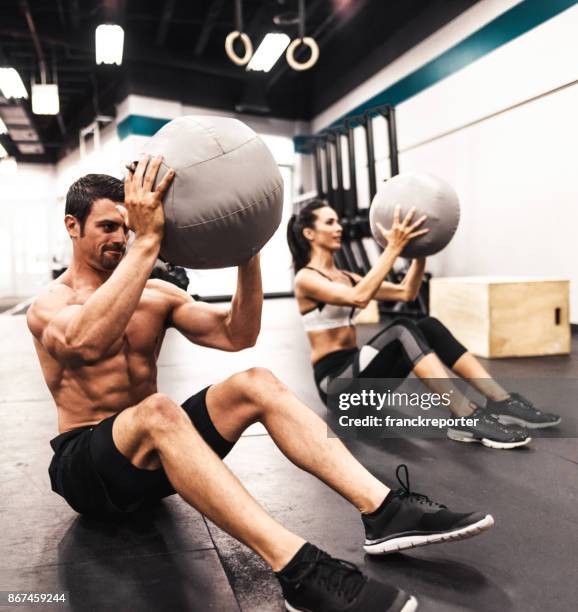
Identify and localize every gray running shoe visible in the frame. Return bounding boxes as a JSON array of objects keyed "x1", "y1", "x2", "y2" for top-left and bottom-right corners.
[
  {"x1": 486, "y1": 393, "x2": 561, "y2": 429},
  {"x1": 447, "y1": 406, "x2": 531, "y2": 449}
]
